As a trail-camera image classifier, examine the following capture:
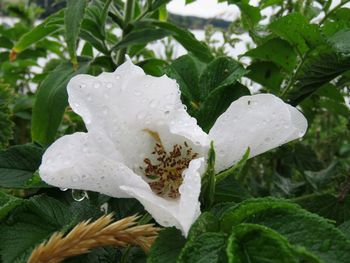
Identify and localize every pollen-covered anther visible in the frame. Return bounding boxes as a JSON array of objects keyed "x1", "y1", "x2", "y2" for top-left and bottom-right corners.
[{"x1": 142, "y1": 130, "x2": 198, "y2": 199}]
